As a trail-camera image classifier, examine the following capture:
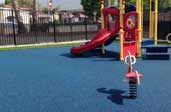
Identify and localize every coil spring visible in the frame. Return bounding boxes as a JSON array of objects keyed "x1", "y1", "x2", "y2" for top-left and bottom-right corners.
[{"x1": 129, "y1": 78, "x2": 137, "y2": 98}]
